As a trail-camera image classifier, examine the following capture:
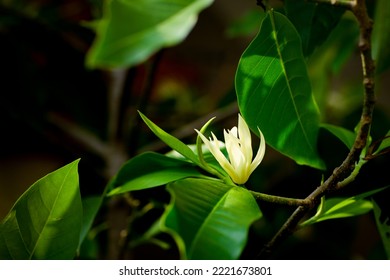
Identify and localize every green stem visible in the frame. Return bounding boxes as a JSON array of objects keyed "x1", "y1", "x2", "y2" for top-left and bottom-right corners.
[
  {"x1": 249, "y1": 190, "x2": 309, "y2": 207},
  {"x1": 335, "y1": 157, "x2": 366, "y2": 190}
]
